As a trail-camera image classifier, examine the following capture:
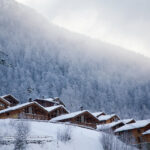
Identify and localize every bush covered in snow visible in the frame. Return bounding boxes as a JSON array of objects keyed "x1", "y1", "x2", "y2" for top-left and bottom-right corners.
[{"x1": 14, "y1": 120, "x2": 30, "y2": 150}]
